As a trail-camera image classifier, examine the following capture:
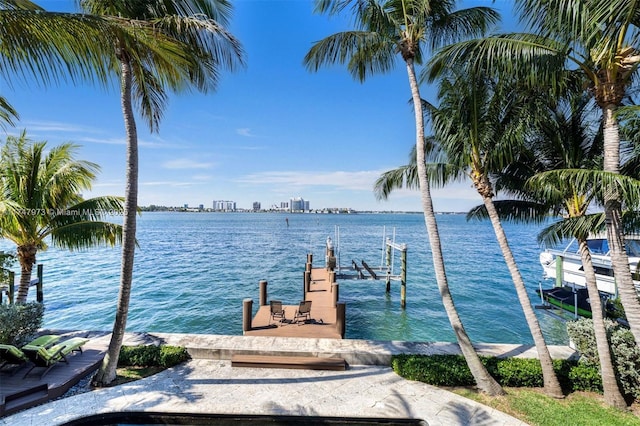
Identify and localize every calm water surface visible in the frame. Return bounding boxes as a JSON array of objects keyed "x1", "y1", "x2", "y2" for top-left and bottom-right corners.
[{"x1": 3, "y1": 212, "x2": 568, "y2": 345}]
